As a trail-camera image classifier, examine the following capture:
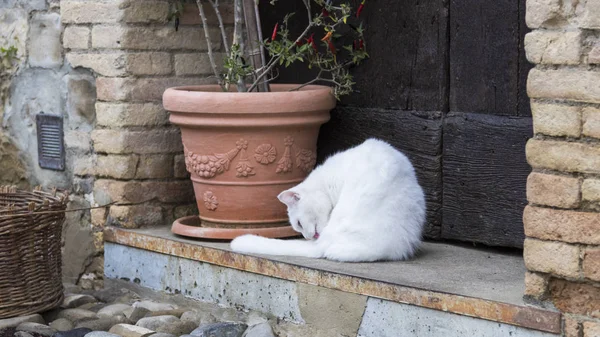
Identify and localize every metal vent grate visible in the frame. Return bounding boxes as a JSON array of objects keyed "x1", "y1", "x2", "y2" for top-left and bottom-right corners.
[{"x1": 36, "y1": 114, "x2": 65, "y2": 171}]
